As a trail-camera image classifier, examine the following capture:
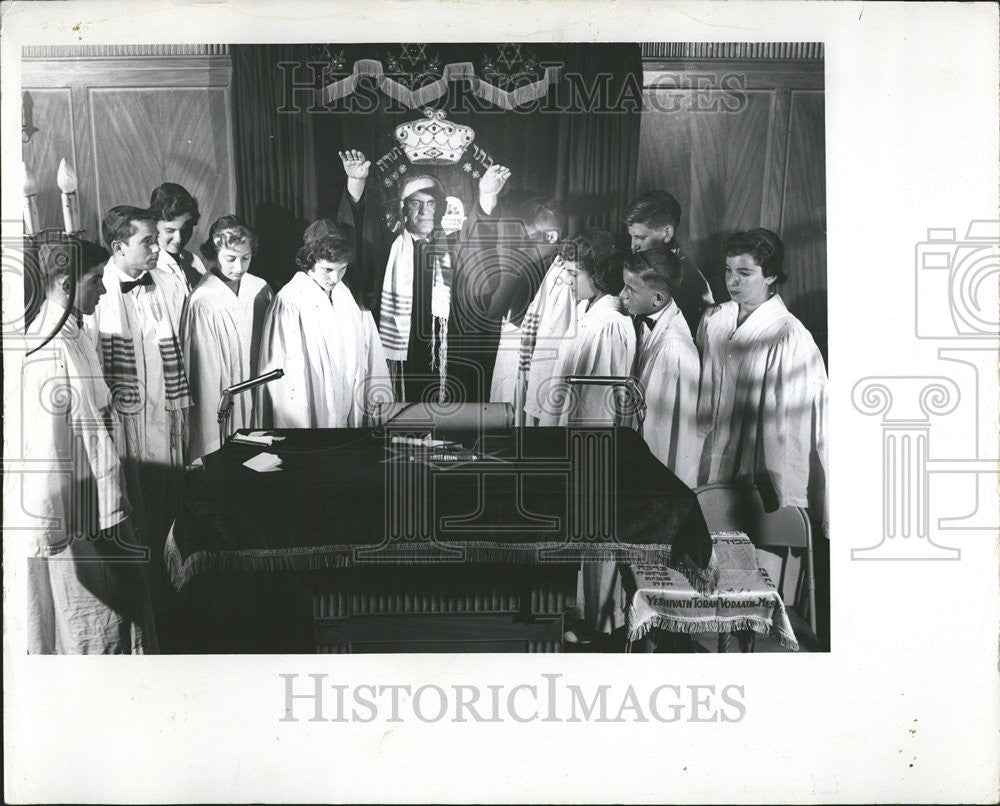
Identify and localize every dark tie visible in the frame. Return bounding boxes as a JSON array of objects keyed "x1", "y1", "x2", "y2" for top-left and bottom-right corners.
[
  {"x1": 634, "y1": 314, "x2": 656, "y2": 333},
  {"x1": 120, "y1": 272, "x2": 153, "y2": 294}
]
